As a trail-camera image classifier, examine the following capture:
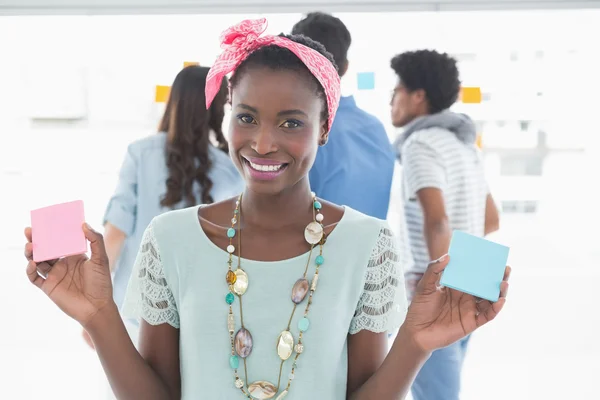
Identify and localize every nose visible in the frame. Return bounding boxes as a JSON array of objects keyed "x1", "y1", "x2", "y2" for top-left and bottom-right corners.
[{"x1": 251, "y1": 128, "x2": 277, "y2": 155}]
